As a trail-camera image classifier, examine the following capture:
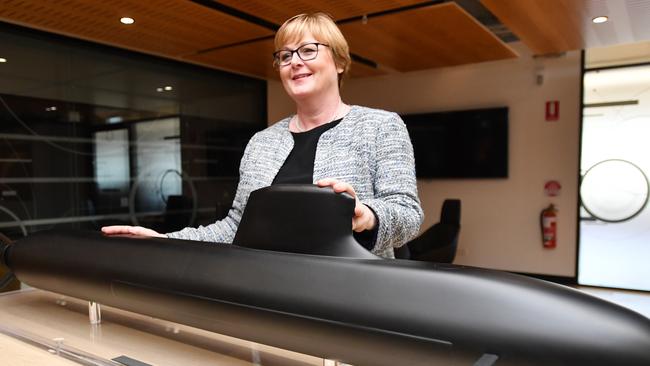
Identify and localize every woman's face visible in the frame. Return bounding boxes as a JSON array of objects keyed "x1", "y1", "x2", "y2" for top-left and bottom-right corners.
[{"x1": 278, "y1": 31, "x2": 342, "y2": 102}]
